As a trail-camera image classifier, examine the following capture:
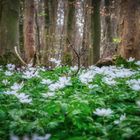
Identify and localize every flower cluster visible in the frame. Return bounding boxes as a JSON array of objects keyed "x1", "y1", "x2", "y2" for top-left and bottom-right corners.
[
  {"x1": 79, "y1": 65, "x2": 135, "y2": 86},
  {"x1": 3, "y1": 82, "x2": 32, "y2": 104},
  {"x1": 15, "y1": 93, "x2": 32, "y2": 104},
  {"x1": 127, "y1": 79, "x2": 140, "y2": 91},
  {"x1": 48, "y1": 76, "x2": 71, "y2": 91}
]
